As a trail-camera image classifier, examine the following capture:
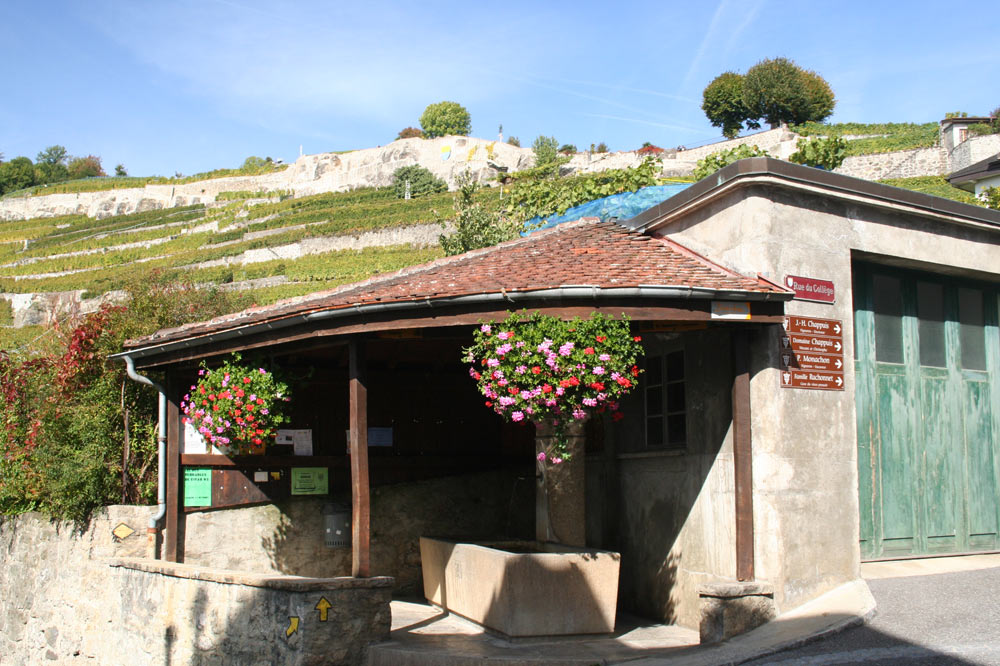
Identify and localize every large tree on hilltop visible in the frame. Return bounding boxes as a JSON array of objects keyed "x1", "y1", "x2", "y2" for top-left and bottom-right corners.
[
  {"x1": 701, "y1": 58, "x2": 835, "y2": 136},
  {"x1": 702, "y1": 71, "x2": 759, "y2": 139},
  {"x1": 419, "y1": 101, "x2": 472, "y2": 138}
]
